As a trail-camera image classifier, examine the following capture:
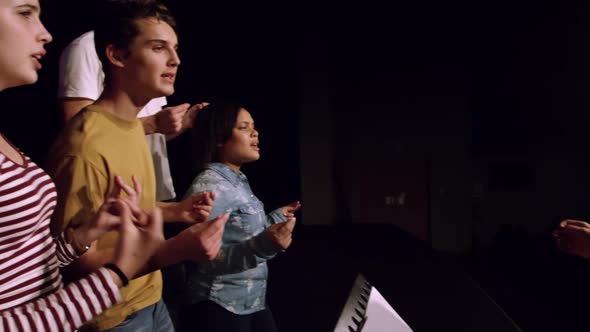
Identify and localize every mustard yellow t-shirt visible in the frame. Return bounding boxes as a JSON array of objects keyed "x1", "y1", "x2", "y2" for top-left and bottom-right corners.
[{"x1": 47, "y1": 105, "x2": 162, "y2": 330}]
